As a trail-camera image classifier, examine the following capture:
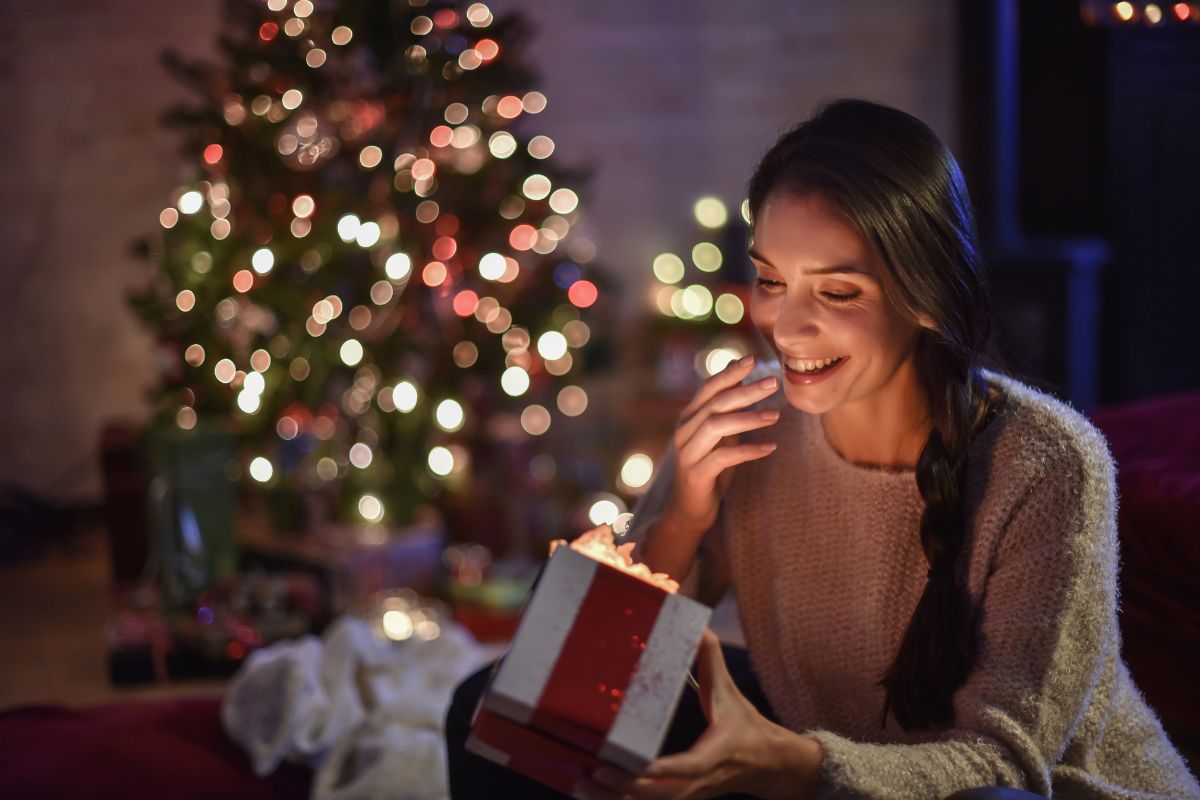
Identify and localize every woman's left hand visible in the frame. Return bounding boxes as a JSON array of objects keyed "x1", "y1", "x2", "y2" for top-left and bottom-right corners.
[{"x1": 582, "y1": 629, "x2": 824, "y2": 800}]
